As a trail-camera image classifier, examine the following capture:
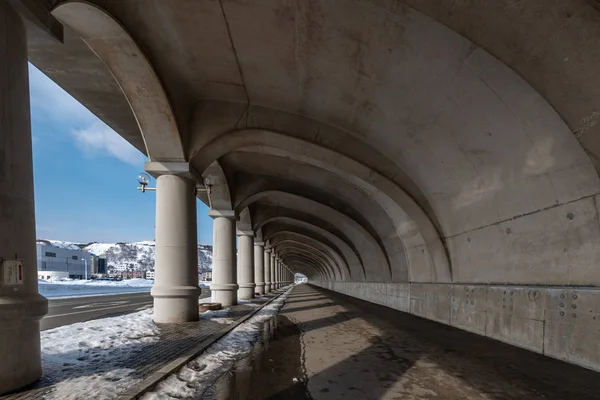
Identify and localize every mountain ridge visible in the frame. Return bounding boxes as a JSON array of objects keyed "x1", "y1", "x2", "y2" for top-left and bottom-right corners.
[{"x1": 38, "y1": 239, "x2": 212, "y2": 271}]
